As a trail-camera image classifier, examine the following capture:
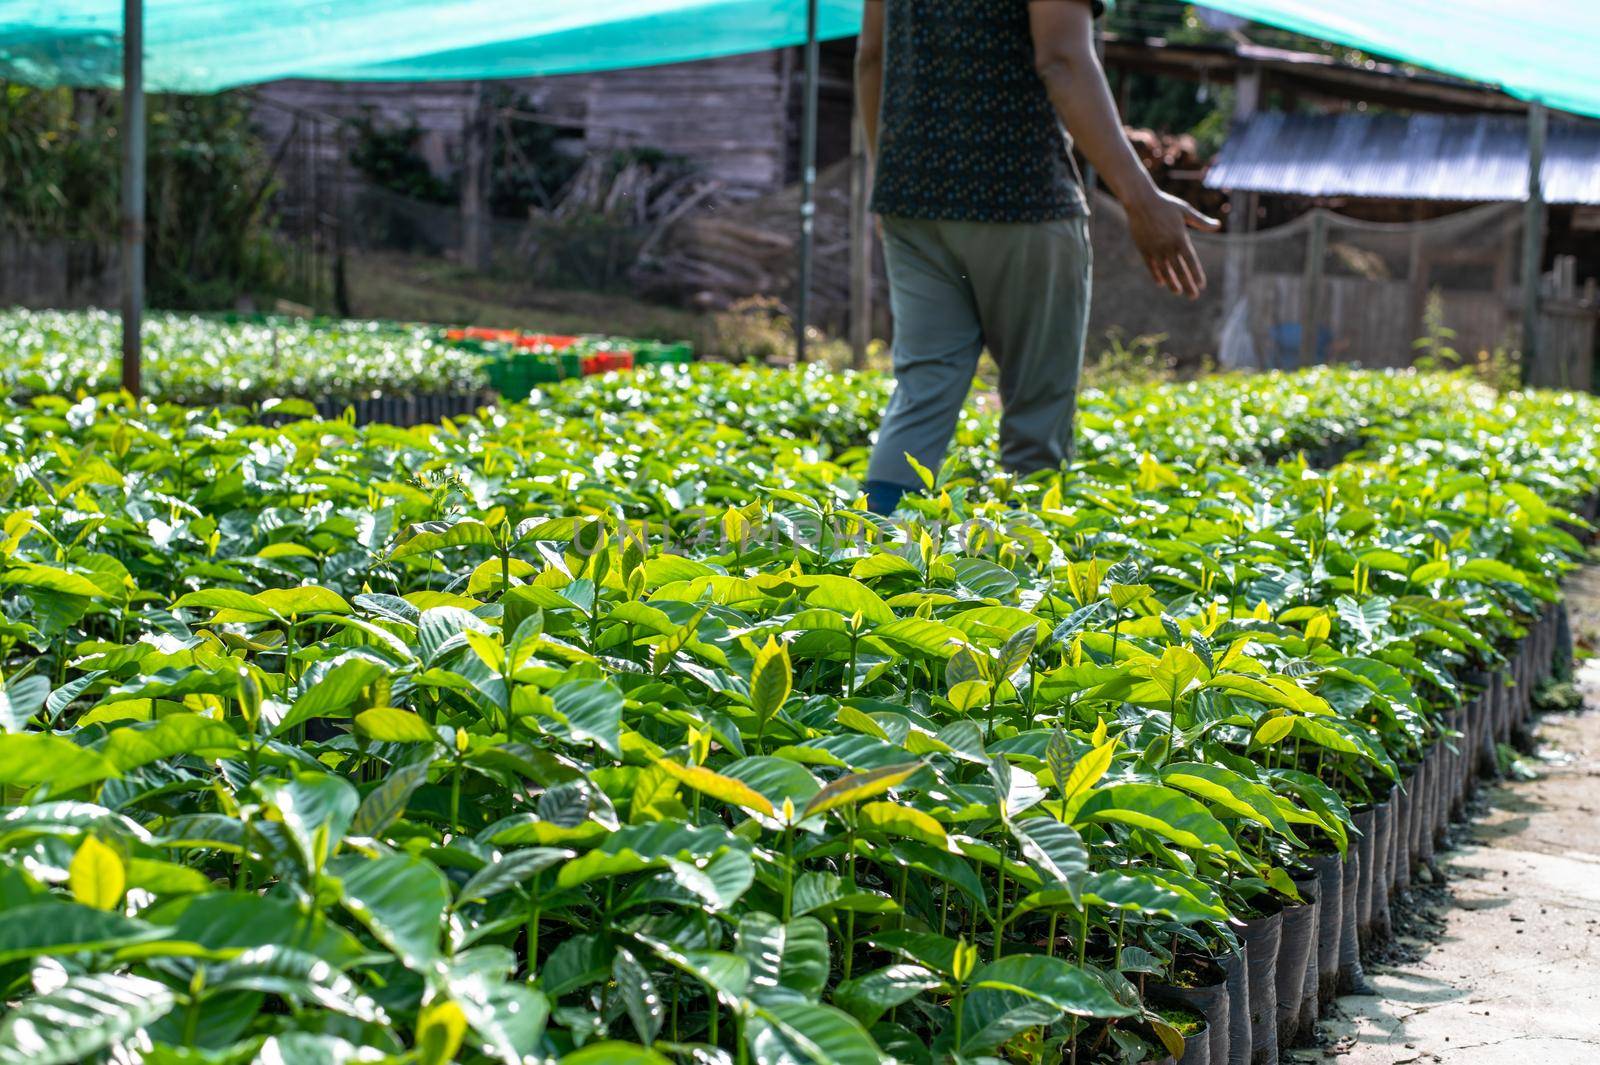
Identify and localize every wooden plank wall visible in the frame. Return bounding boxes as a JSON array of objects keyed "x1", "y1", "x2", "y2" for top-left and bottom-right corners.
[
  {"x1": 251, "y1": 51, "x2": 800, "y2": 202},
  {"x1": 0, "y1": 236, "x2": 119, "y2": 309},
  {"x1": 570, "y1": 53, "x2": 791, "y2": 198}
]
